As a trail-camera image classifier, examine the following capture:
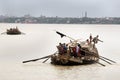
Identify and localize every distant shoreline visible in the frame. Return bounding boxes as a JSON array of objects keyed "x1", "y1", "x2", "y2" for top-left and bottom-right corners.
[
  {"x1": 0, "y1": 16, "x2": 120, "y2": 24},
  {"x1": 0, "y1": 23, "x2": 120, "y2": 25}
]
